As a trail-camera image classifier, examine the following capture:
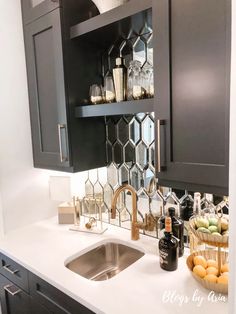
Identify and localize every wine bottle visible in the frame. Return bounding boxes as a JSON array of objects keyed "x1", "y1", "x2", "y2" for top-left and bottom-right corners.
[
  {"x1": 159, "y1": 216, "x2": 178, "y2": 271},
  {"x1": 168, "y1": 207, "x2": 184, "y2": 257}
]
